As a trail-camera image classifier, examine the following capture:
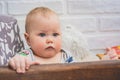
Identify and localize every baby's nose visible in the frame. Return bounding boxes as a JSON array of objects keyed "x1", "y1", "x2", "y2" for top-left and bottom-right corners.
[{"x1": 46, "y1": 37, "x2": 53, "y2": 44}]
